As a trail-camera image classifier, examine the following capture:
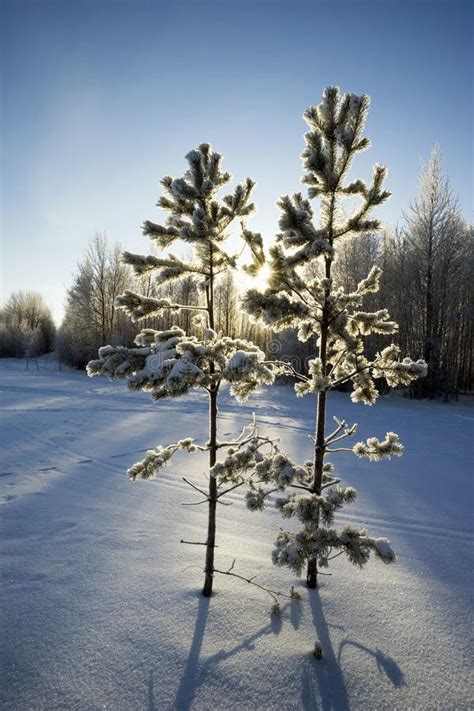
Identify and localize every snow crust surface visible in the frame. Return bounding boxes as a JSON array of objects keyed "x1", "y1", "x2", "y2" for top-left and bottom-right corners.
[{"x1": 1, "y1": 358, "x2": 473, "y2": 709}]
